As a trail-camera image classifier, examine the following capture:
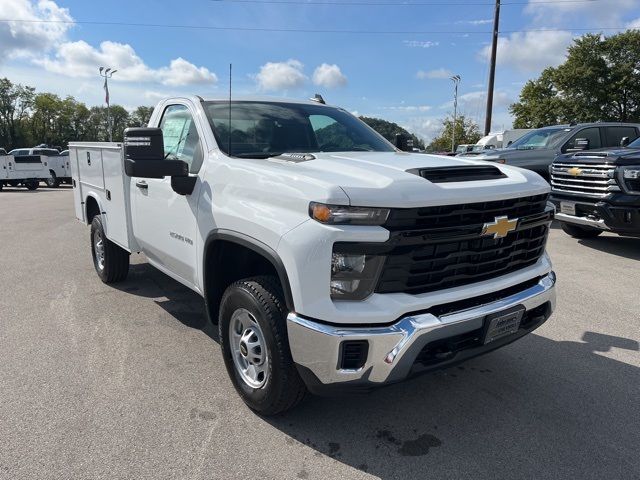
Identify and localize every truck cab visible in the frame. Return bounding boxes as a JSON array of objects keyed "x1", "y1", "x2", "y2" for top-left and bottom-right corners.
[{"x1": 70, "y1": 96, "x2": 556, "y2": 414}]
